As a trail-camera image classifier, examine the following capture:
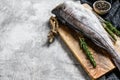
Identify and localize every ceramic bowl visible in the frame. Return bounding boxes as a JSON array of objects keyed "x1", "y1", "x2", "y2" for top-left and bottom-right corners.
[{"x1": 93, "y1": 1, "x2": 111, "y2": 15}]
